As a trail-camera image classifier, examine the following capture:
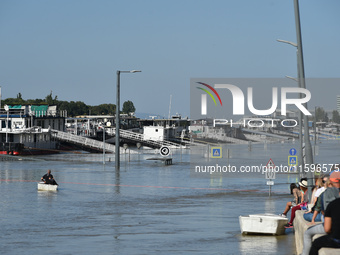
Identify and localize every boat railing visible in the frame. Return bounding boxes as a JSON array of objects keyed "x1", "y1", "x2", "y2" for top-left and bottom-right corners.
[{"x1": 0, "y1": 126, "x2": 52, "y2": 134}]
